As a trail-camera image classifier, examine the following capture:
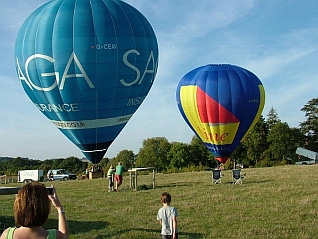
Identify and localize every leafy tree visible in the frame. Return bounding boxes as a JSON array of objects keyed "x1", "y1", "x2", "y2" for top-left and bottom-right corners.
[
  {"x1": 63, "y1": 157, "x2": 87, "y2": 173},
  {"x1": 189, "y1": 135, "x2": 214, "y2": 167},
  {"x1": 6, "y1": 157, "x2": 42, "y2": 174},
  {"x1": 167, "y1": 142, "x2": 191, "y2": 170},
  {"x1": 266, "y1": 106, "x2": 281, "y2": 130},
  {"x1": 39, "y1": 159, "x2": 54, "y2": 174},
  {"x1": 263, "y1": 122, "x2": 298, "y2": 165},
  {"x1": 290, "y1": 127, "x2": 306, "y2": 149},
  {"x1": 299, "y1": 97, "x2": 318, "y2": 150},
  {"x1": 242, "y1": 115, "x2": 269, "y2": 167},
  {"x1": 114, "y1": 150, "x2": 135, "y2": 170},
  {"x1": 135, "y1": 137, "x2": 171, "y2": 172},
  {"x1": 231, "y1": 144, "x2": 248, "y2": 167},
  {"x1": 99, "y1": 157, "x2": 110, "y2": 170},
  {"x1": 52, "y1": 158, "x2": 65, "y2": 169},
  {"x1": 46, "y1": 157, "x2": 86, "y2": 174}
]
